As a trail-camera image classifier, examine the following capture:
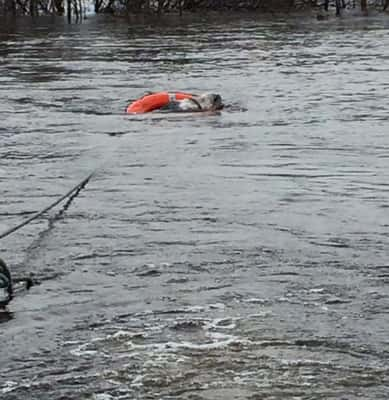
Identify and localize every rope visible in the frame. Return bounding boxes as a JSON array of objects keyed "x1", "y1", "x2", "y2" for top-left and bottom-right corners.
[
  {"x1": 188, "y1": 97, "x2": 203, "y2": 111},
  {"x1": 0, "y1": 171, "x2": 95, "y2": 240}
]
